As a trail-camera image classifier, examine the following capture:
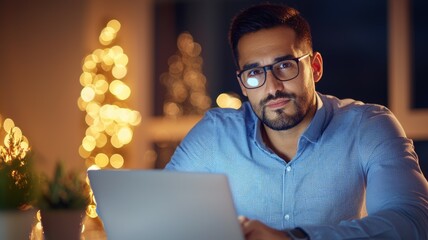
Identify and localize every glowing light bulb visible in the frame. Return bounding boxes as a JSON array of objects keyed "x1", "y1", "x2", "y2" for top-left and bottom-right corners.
[
  {"x1": 112, "y1": 65, "x2": 127, "y2": 79},
  {"x1": 94, "y1": 79, "x2": 109, "y2": 94},
  {"x1": 107, "y1": 19, "x2": 121, "y2": 32},
  {"x1": 110, "y1": 154, "x2": 124, "y2": 168},
  {"x1": 114, "y1": 54, "x2": 128, "y2": 66},
  {"x1": 3, "y1": 118, "x2": 15, "y2": 133},
  {"x1": 110, "y1": 135, "x2": 123, "y2": 148},
  {"x1": 96, "y1": 133, "x2": 107, "y2": 148},
  {"x1": 110, "y1": 45, "x2": 123, "y2": 57},
  {"x1": 117, "y1": 126, "x2": 133, "y2": 145},
  {"x1": 81, "y1": 86, "x2": 96, "y2": 102},
  {"x1": 84, "y1": 60, "x2": 96, "y2": 70},
  {"x1": 82, "y1": 135, "x2": 96, "y2": 152},
  {"x1": 95, "y1": 153, "x2": 109, "y2": 168},
  {"x1": 80, "y1": 72, "x2": 93, "y2": 86},
  {"x1": 109, "y1": 80, "x2": 130, "y2": 100}
]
